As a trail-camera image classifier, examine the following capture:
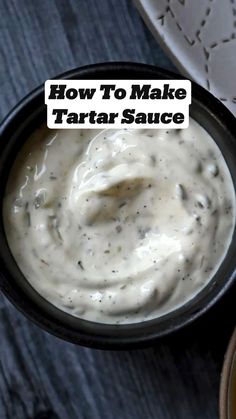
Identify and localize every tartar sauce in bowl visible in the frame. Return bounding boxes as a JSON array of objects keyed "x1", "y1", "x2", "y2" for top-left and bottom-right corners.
[{"x1": 3, "y1": 119, "x2": 235, "y2": 324}]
